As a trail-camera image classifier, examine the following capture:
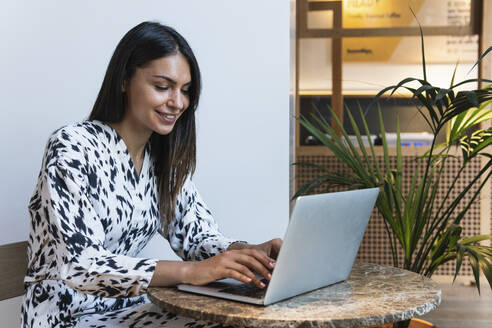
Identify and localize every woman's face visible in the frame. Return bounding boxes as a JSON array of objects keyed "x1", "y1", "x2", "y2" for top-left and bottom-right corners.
[{"x1": 123, "y1": 52, "x2": 192, "y2": 136}]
